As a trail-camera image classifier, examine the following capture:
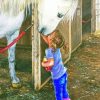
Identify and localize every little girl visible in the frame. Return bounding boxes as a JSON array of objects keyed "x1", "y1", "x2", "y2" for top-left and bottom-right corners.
[{"x1": 41, "y1": 30, "x2": 71, "y2": 100}]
